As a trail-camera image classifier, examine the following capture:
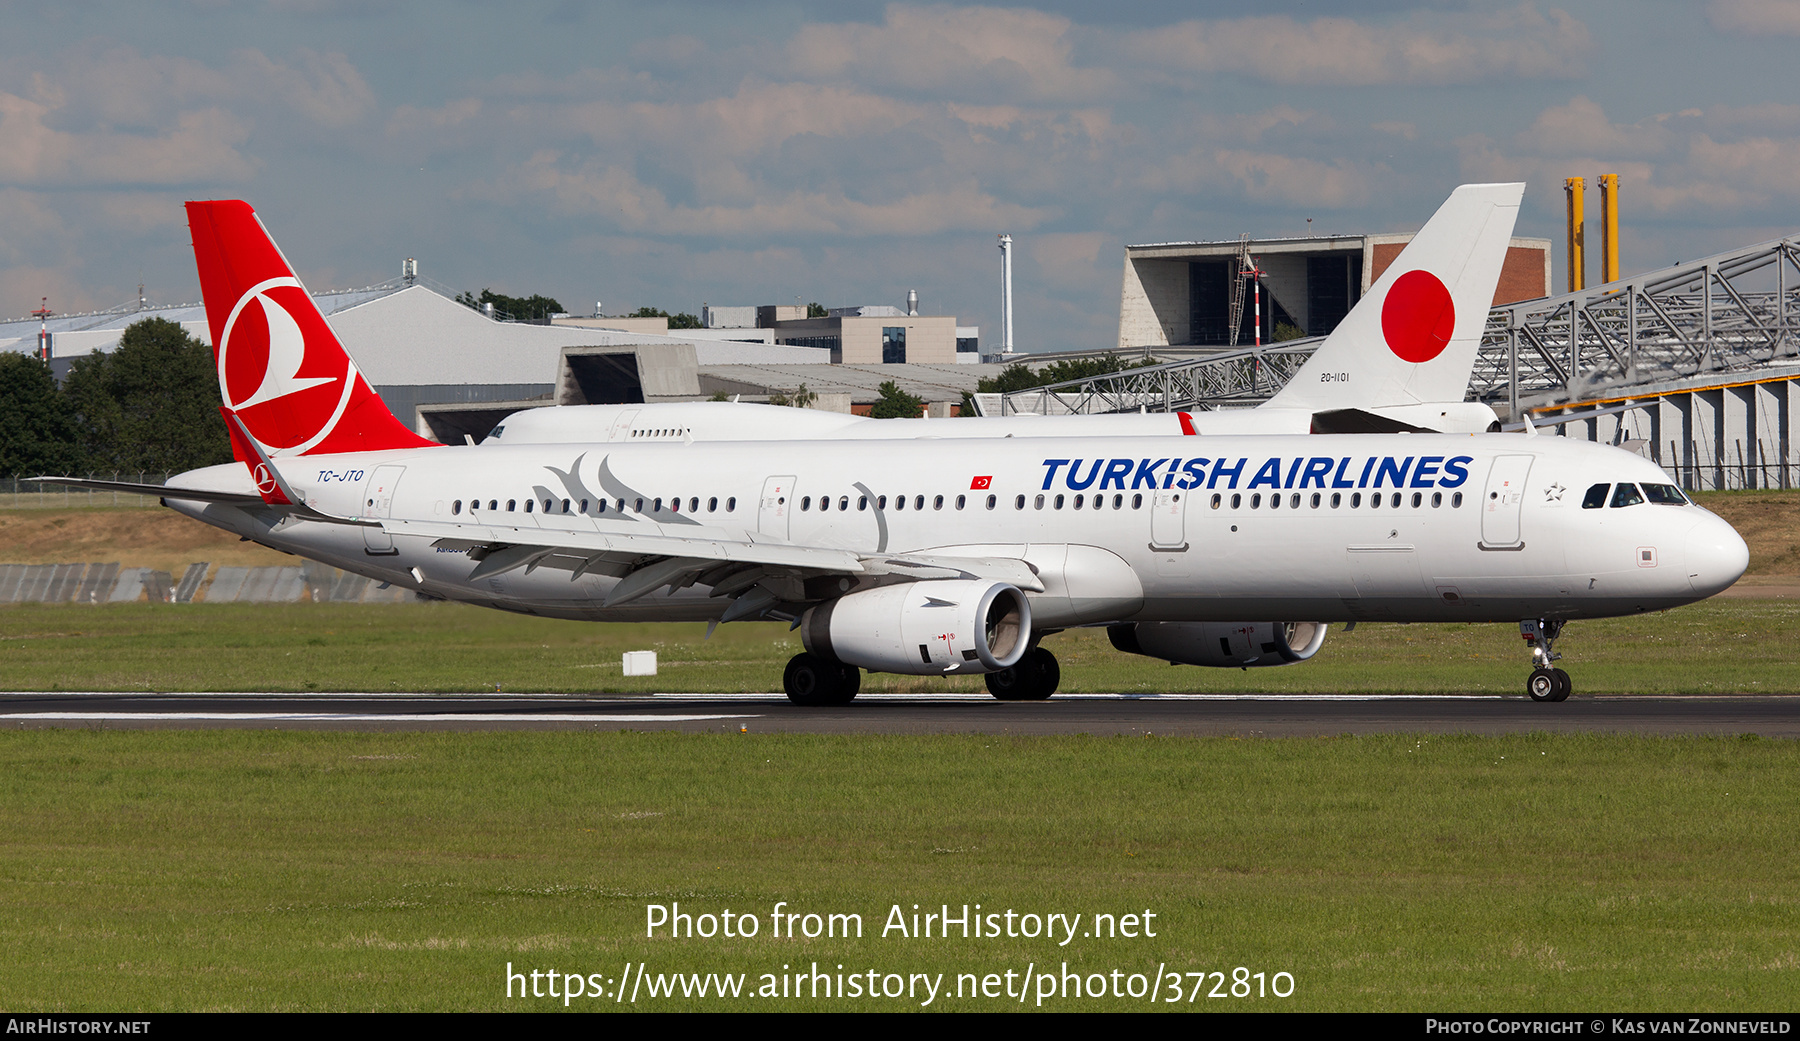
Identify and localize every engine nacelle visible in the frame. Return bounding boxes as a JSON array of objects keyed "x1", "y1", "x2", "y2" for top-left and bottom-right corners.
[
  {"x1": 800, "y1": 580, "x2": 1031, "y2": 675},
  {"x1": 1108, "y1": 621, "x2": 1327, "y2": 668}
]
